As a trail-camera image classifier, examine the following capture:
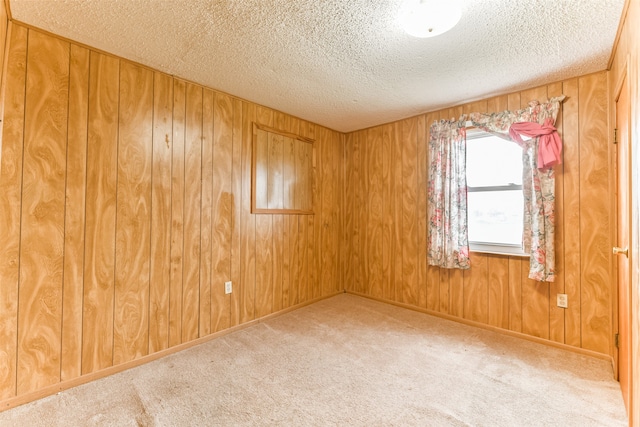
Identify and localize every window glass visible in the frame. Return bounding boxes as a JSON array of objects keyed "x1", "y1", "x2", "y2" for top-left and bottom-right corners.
[{"x1": 466, "y1": 132, "x2": 525, "y2": 254}]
